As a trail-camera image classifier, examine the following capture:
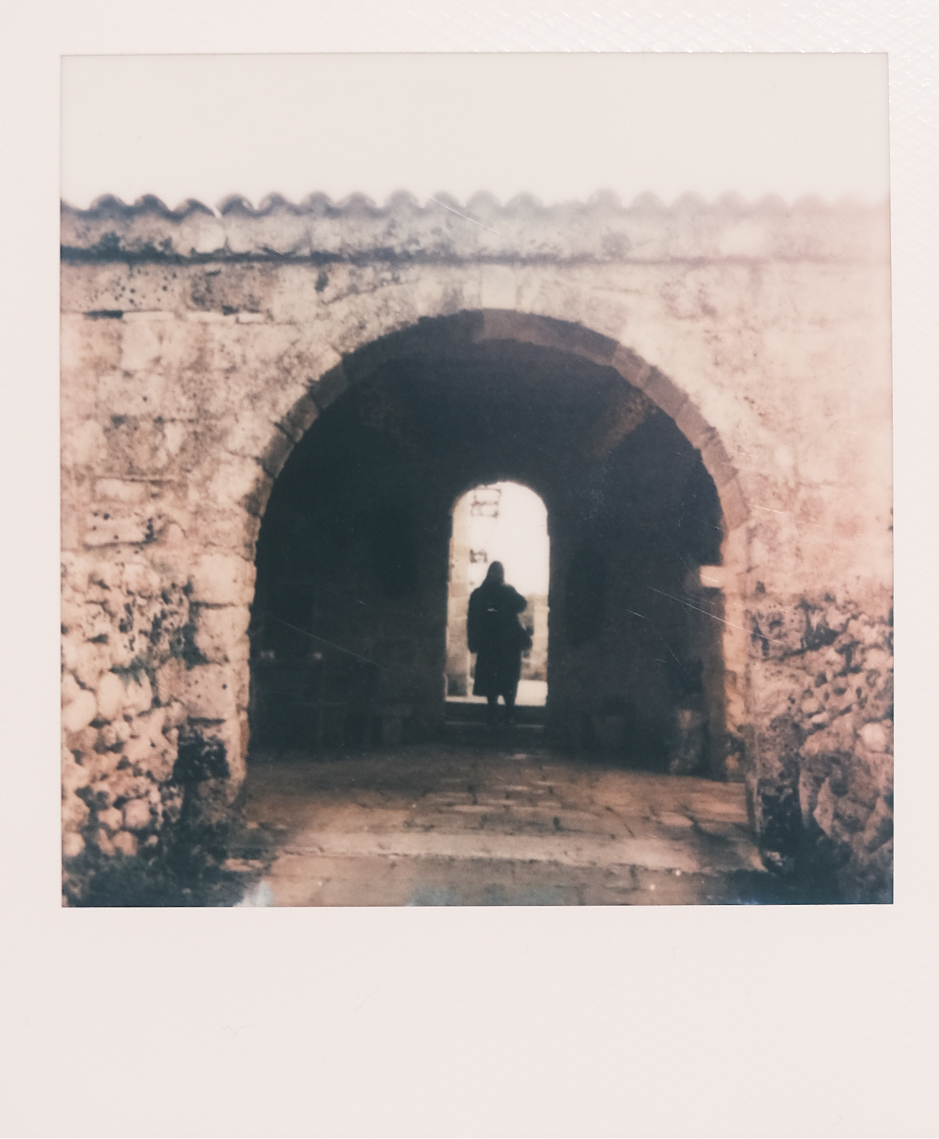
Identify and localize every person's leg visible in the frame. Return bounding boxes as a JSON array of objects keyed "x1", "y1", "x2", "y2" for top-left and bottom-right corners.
[
  {"x1": 486, "y1": 695, "x2": 498, "y2": 726},
  {"x1": 503, "y1": 688, "x2": 517, "y2": 724}
]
